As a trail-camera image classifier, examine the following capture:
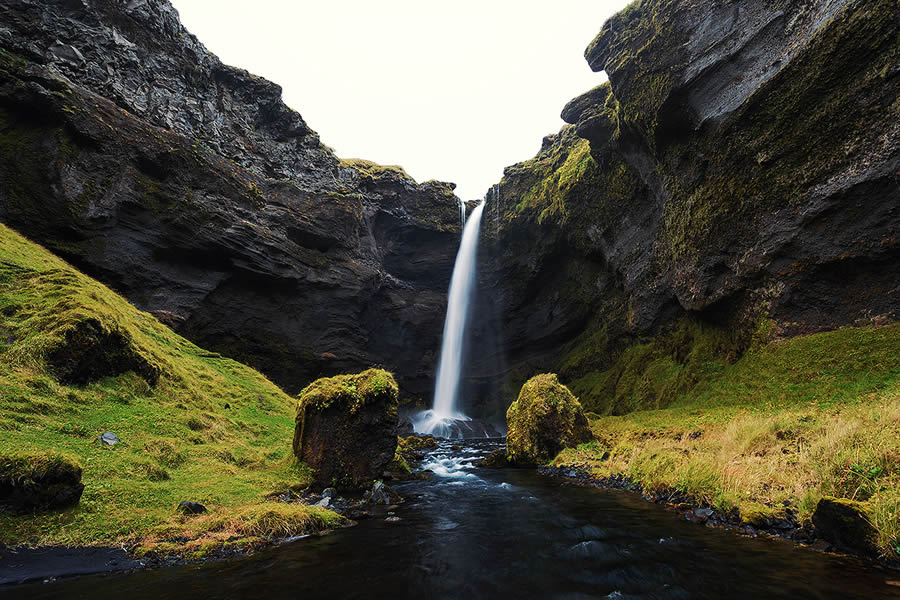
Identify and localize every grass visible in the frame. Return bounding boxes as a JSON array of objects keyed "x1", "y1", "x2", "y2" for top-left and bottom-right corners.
[
  {"x1": 554, "y1": 322, "x2": 900, "y2": 557},
  {"x1": 0, "y1": 223, "x2": 335, "y2": 552}
]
